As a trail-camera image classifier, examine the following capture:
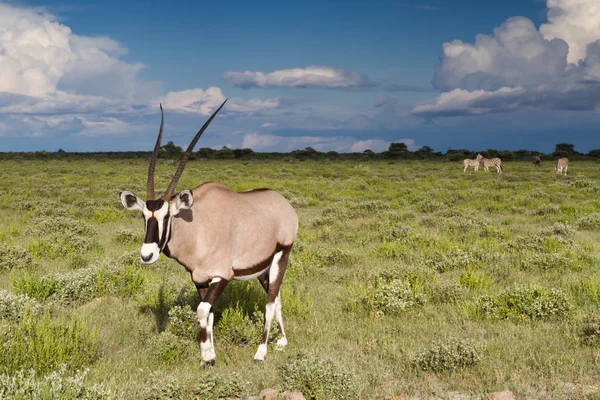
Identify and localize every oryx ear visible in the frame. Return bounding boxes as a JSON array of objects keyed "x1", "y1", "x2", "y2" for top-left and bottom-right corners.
[
  {"x1": 173, "y1": 190, "x2": 193, "y2": 214},
  {"x1": 120, "y1": 191, "x2": 144, "y2": 211}
]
